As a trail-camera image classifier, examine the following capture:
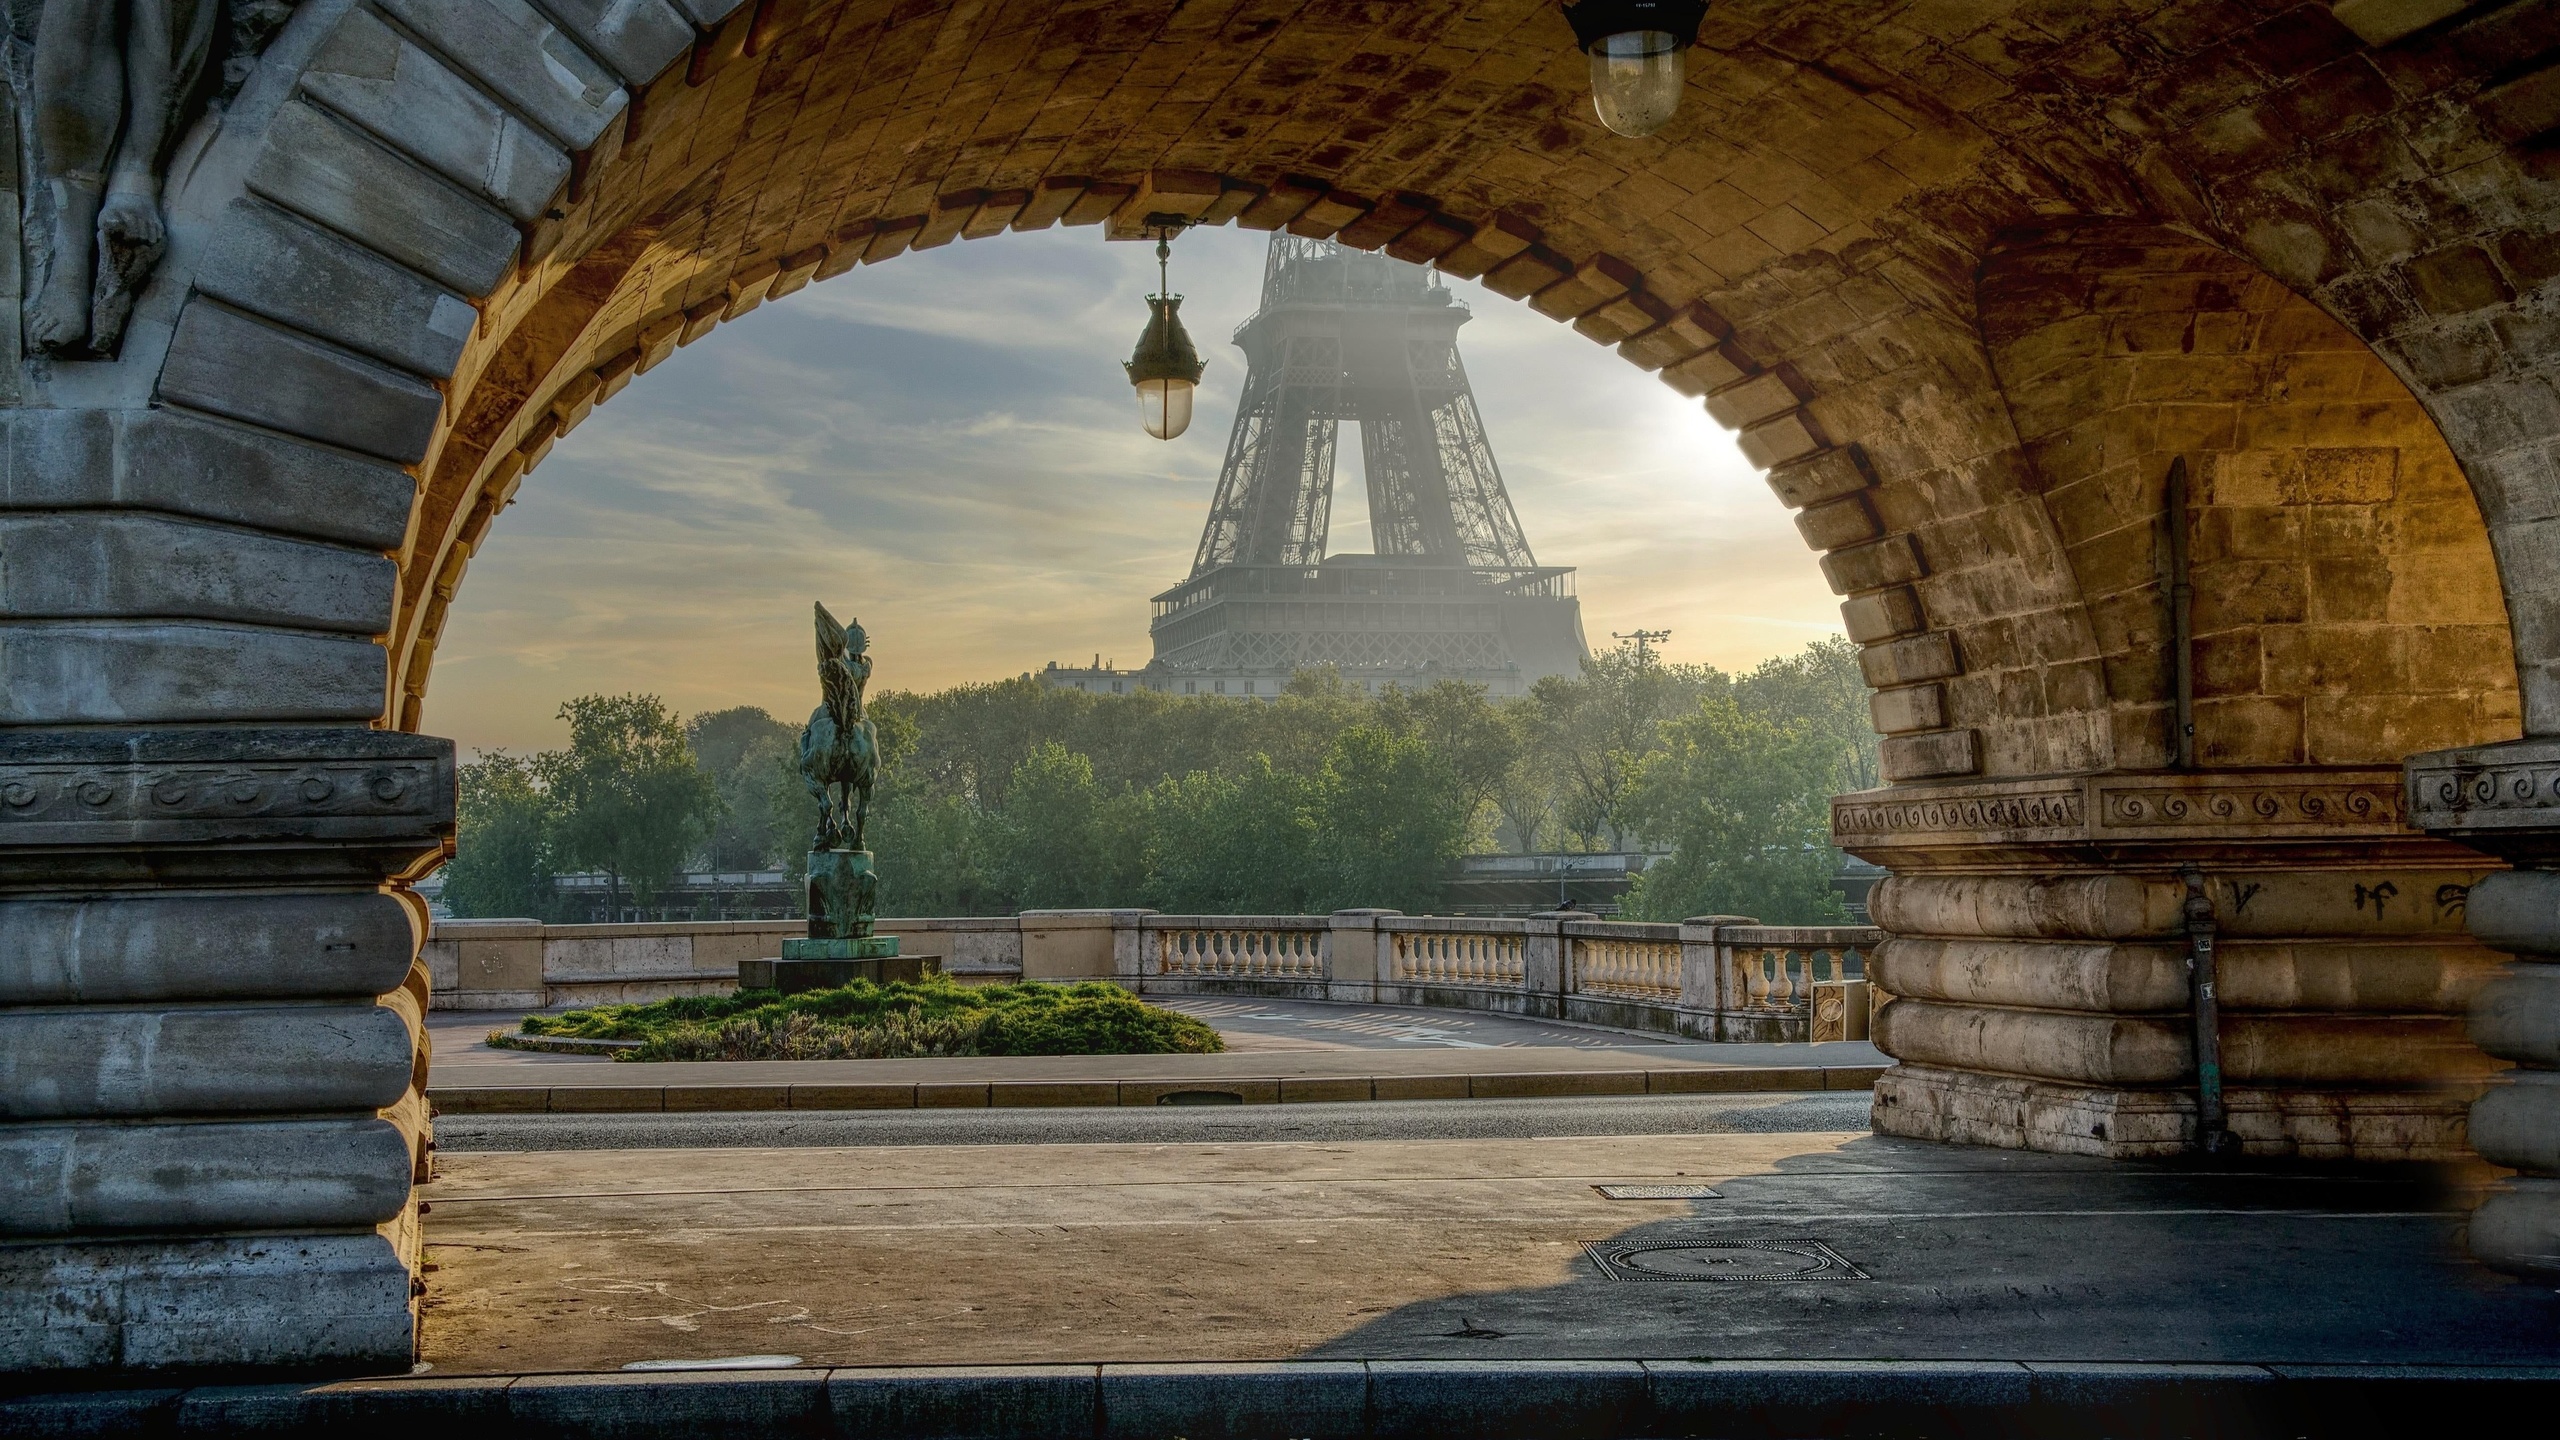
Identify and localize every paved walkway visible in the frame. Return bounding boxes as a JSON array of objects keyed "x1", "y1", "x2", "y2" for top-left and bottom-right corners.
[
  {"x1": 427, "y1": 1000, "x2": 1886, "y2": 1112},
  {"x1": 415, "y1": 1110, "x2": 2560, "y2": 1376}
]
